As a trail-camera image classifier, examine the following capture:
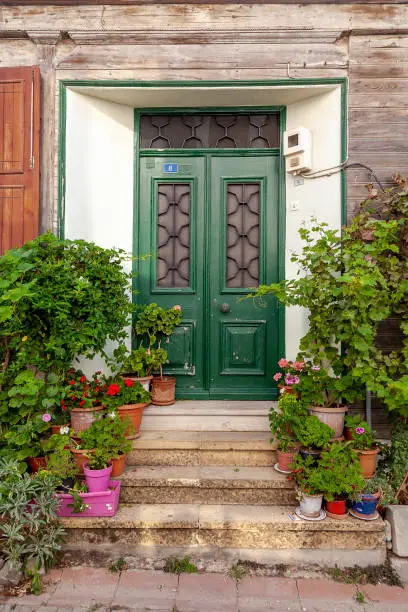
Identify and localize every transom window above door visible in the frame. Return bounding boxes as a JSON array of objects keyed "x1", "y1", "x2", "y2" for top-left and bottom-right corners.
[{"x1": 139, "y1": 113, "x2": 280, "y2": 149}]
